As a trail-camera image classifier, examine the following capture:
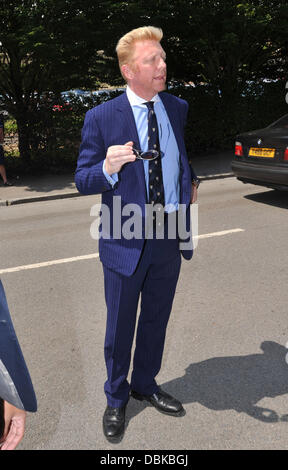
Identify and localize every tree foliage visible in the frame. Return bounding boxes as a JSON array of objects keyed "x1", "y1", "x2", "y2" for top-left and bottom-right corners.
[
  {"x1": 0, "y1": 0, "x2": 287, "y2": 165},
  {"x1": 0, "y1": 0, "x2": 108, "y2": 161}
]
